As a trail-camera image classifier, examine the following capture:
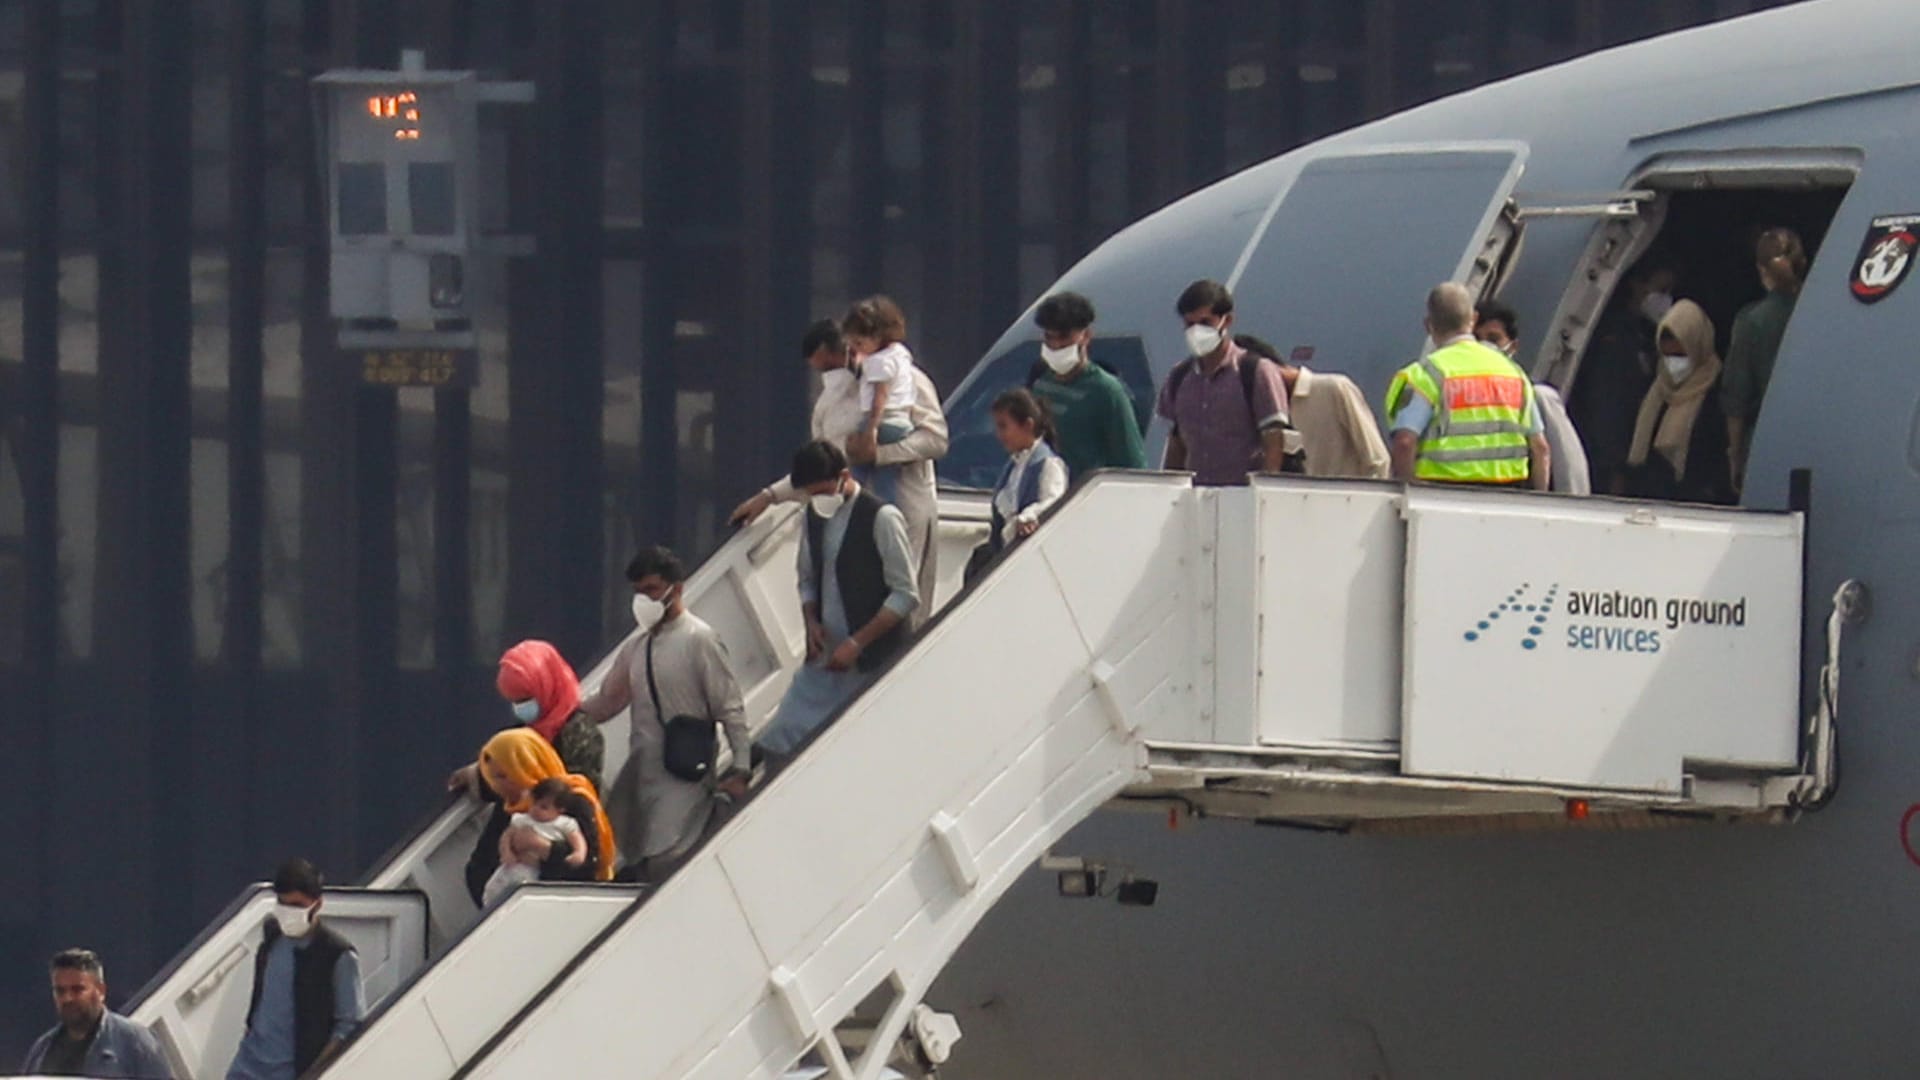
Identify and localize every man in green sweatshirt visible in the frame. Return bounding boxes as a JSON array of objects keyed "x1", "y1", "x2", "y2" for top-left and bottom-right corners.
[{"x1": 1028, "y1": 291, "x2": 1148, "y2": 478}]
